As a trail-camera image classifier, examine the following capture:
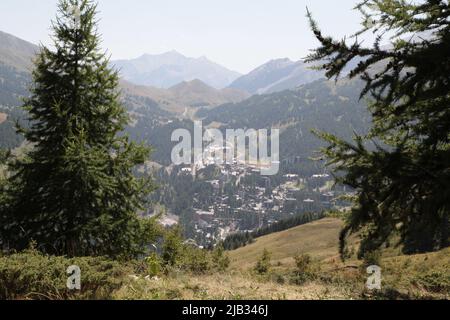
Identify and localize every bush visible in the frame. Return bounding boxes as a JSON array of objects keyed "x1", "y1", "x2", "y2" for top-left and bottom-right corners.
[
  {"x1": 162, "y1": 226, "x2": 183, "y2": 266},
  {"x1": 362, "y1": 250, "x2": 382, "y2": 268},
  {"x1": 294, "y1": 253, "x2": 312, "y2": 273},
  {"x1": 254, "y1": 249, "x2": 271, "y2": 275},
  {"x1": 0, "y1": 248, "x2": 130, "y2": 300},
  {"x1": 160, "y1": 226, "x2": 228, "y2": 275},
  {"x1": 172, "y1": 243, "x2": 232, "y2": 275},
  {"x1": 145, "y1": 253, "x2": 163, "y2": 277},
  {"x1": 212, "y1": 245, "x2": 230, "y2": 272},
  {"x1": 178, "y1": 246, "x2": 212, "y2": 274},
  {"x1": 414, "y1": 269, "x2": 450, "y2": 293},
  {"x1": 291, "y1": 253, "x2": 316, "y2": 285},
  {"x1": 175, "y1": 245, "x2": 231, "y2": 274}
]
